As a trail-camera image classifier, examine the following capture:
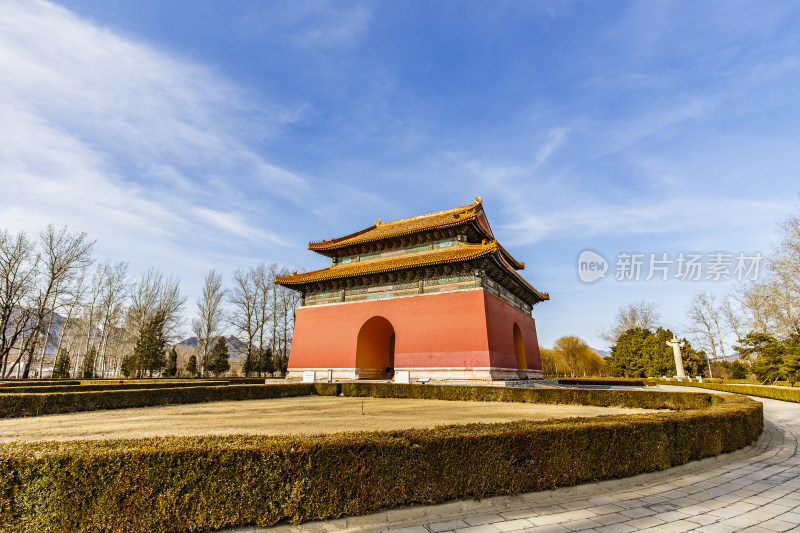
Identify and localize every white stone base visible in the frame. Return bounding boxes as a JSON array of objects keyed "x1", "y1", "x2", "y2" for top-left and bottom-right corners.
[{"x1": 286, "y1": 367, "x2": 543, "y2": 382}]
